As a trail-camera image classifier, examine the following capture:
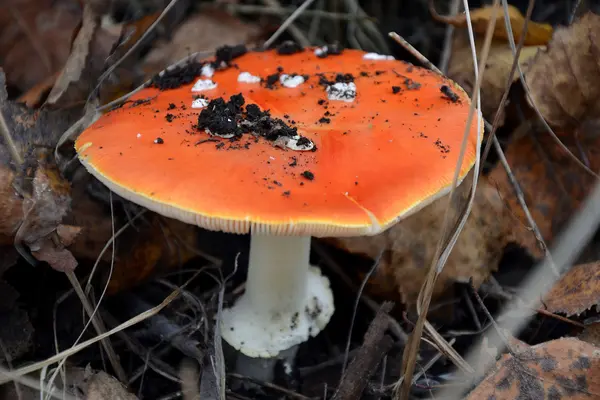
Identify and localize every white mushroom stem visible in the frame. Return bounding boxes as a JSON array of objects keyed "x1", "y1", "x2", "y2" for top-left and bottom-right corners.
[
  {"x1": 245, "y1": 235, "x2": 310, "y2": 316},
  {"x1": 221, "y1": 235, "x2": 334, "y2": 365}
]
